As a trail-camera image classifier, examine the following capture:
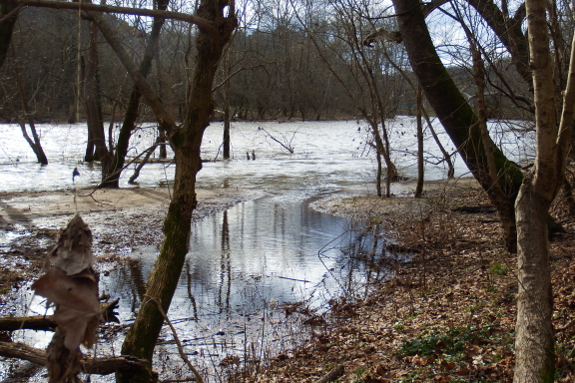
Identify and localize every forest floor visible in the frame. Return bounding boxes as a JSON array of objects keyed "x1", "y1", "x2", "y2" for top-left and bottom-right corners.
[
  {"x1": 239, "y1": 178, "x2": 575, "y2": 383},
  {"x1": 1, "y1": 179, "x2": 575, "y2": 382}
]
